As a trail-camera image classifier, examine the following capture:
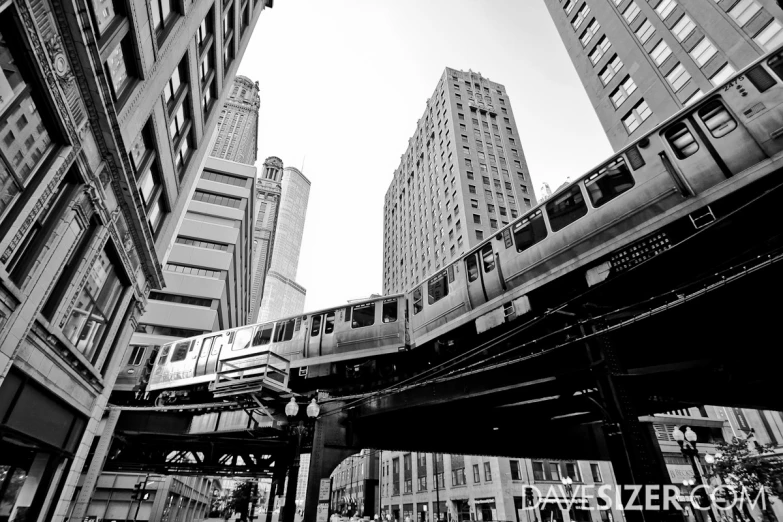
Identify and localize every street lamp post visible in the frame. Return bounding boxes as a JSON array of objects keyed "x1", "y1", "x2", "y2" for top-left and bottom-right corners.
[
  {"x1": 283, "y1": 397, "x2": 320, "y2": 522},
  {"x1": 673, "y1": 426, "x2": 715, "y2": 522}
]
